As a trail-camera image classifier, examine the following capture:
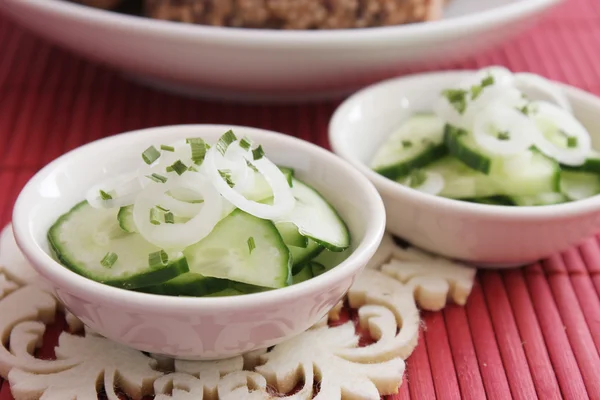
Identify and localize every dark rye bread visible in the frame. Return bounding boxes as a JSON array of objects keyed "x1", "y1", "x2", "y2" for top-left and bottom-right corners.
[{"x1": 143, "y1": 0, "x2": 445, "y2": 30}]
